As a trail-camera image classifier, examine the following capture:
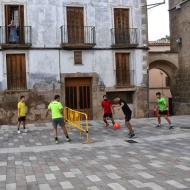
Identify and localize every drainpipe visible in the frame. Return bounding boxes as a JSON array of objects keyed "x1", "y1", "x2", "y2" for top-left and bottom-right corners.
[{"x1": 147, "y1": 66, "x2": 150, "y2": 118}]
